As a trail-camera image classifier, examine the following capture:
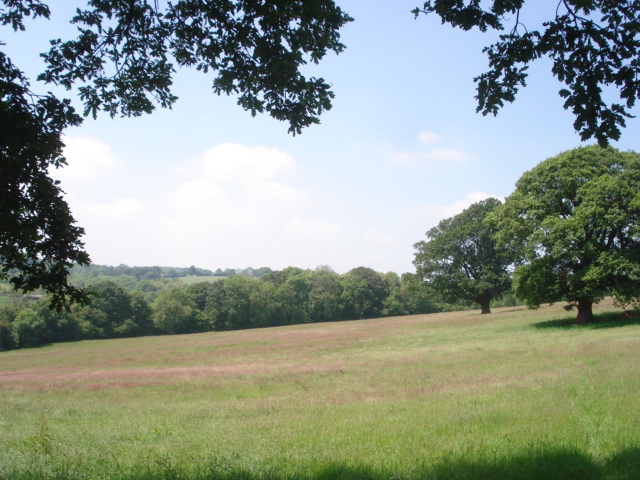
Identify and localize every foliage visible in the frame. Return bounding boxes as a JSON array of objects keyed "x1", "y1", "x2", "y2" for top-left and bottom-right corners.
[
  {"x1": 31, "y1": 297, "x2": 82, "y2": 343},
  {"x1": 152, "y1": 287, "x2": 204, "y2": 334},
  {"x1": 271, "y1": 268, "x2": 313, "y2": 325},
  {"x1": 414, "y1": 198, "x2": 517, "y2": 314},
  {"x1": 340, "y1": 267, "x2": 390, "y2": 320},
  {"x1": 0, "y1": 49, "x2": 89, "y2": 309},
  {"x1": 38, "y1": 0, "x2": 352, "y2": 134},
  {"x1": 0, "y1": 263, "x2": 467, "y2": 350},
  {"x1": 0, "y1": 0, "x2": 351, "y2": 304},
  {"x1": 307, "y1": 267, "x2": 344, "y2": 322},
  {"x1": 0, "y1": 318, "x2": 12, "y2": 350},
  {"x1": 397, "y1": 272, "x2": 440, "y2": 315},
  {"x1": 72, "y1": 280, "x2": 154, "y2": 338},
  {"x1": 490, "y1": 145, "x2": 640, "y2": 323},
  {"x1": 127, "y1": 291, "x2": 155, "y2": 336},
  {"x1": 212, "y1": 275, "x2": 275, "y2": 330},
  {"x1": 414, "y1": 1, "x2": 640, "y2": 145},
  {"x1": 11, "y1": 308, "x2": 46, "y2": 348}
]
